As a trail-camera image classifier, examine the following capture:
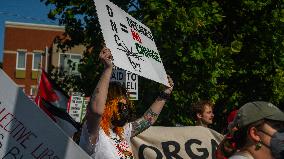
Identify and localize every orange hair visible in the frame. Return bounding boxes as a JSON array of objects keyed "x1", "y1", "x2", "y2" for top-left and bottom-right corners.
[
  {"x1": 100, "y1": 82, "x2": 133, "y2": 139},
  {"x1": 100, "y1": 98, "x2": 124, "y2": 138}
]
